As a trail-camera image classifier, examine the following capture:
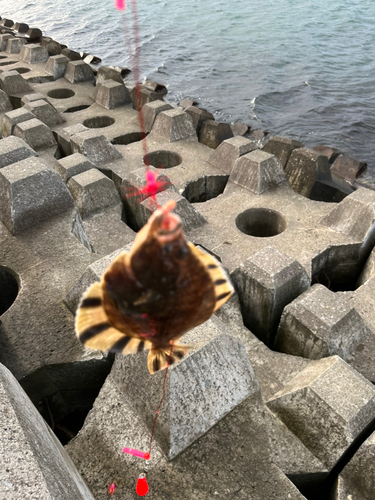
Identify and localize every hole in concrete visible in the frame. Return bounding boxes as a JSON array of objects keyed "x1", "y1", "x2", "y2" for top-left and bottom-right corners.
[
  {"x1": 63, "y1": 104, "x2": 91, "y2": 113},
  {"x1": 0, "y1": 61, "x2": 16, "y2": 66},
  {"x1": 83, "y1": 115, "x2": 115, "y2": 128},
  {"x1": 13, "y1": 67, "x2": 31, "y2": 74},
  {"x1": 287, "y1": 473, "x2": 330, "y2": 500},
  {"x1": 0, "y1": 56, "x2": 7, "y2": 59},
  {"x1": 311, "y1": 244, "x2": 364, "y2": 292},
  {"x1": 236, "y1": 208, "x2": 287, "y2": 237},
  {"x1": 0, "y1": 266, "x2": 19, "y2": 316},
  {"x1": 47, "y1": 88, "x2": 75, "y2": 99},
  {"x1": 21, "y1": 356, "x2": 114, "y2": 445},
  {"x1": 144, "y1": 150, "x2": 182, "y2": 169},
  {"x1": 111, "y1": 132, "x2": 145, "y2": 145},
  {"x1": 182, "y1": 175, "x2": 229, "y2": 203}
]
